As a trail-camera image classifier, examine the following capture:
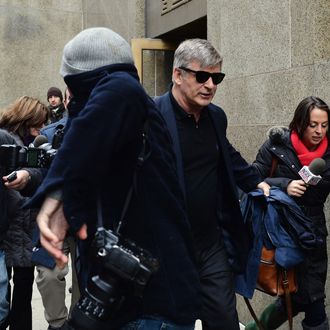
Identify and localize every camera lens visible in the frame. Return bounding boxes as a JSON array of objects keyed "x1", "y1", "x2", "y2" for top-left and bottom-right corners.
[
  {"x1": 69, "y1": 296, "x2": 108, "y2": 330},
  {"x1": 68, "y1": 274, "x2": 123, "y2": 330}
]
